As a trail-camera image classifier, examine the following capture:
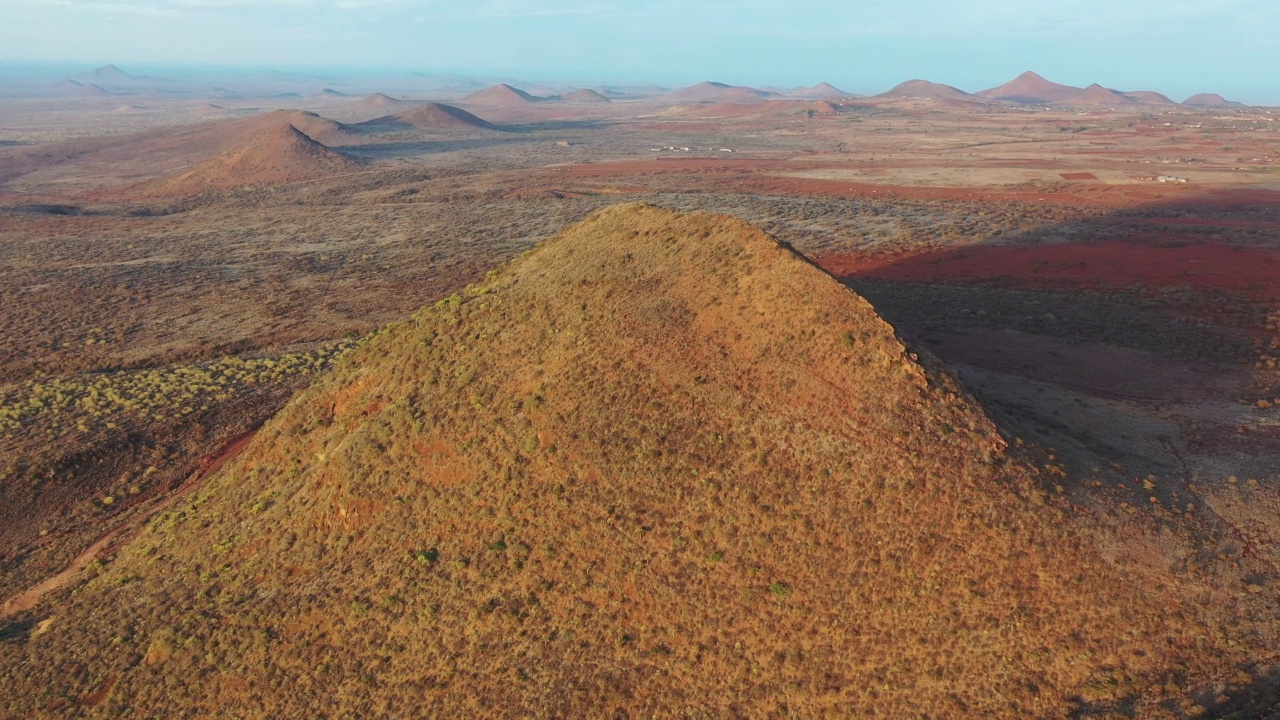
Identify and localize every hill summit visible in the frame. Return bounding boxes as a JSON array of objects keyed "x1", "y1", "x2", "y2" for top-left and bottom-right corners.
[
  {"x1": 668, "y1": 81, "x2": 771, "y2": 103},
  {"x1": 877, "y1": 79, "x2": 978, "y2": 102},
  {"x1": 1125, "y1": 90, "x2": 1177, "y2": 105},
  {"x1": 74, "y1": 64, "x2": 138, "y2": 84},
  {"x1": 146, "y1": 122, "x2": 361, "y2": 195},
  {"x1": 791, "y1": 82, "x2": 850, "y2": 99},
  {"x1": 360, "y1": 101, "x2": 498, "y2": 132},
  {"x1": 978, "y1": 70, "x2": 1084, "y2": 104},
  {"x1": 353, "y1": 92, "x2": 406, "y2": 114},
  {"x1": 1184, "y1": 92, "x2": 1242, "y2": 107},
  {"x1": 0, "y1": 204, "x2": 1246, "y2": 716},
  {"x1": 462, "y1": 83, "x2": 538, "y2": 105},
  {"x1": 564, "y1": 88, "x2": 612, "y2": 103},
  {"x1": 222, "y1": 109, "x2": 352, "y2": 147},
  {"x1": 1064, "y1": 83, "x2": 1138, "y2": 106}
]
